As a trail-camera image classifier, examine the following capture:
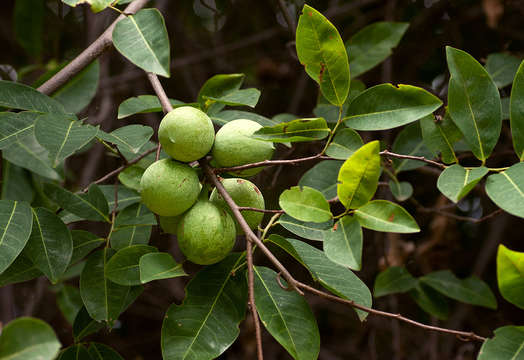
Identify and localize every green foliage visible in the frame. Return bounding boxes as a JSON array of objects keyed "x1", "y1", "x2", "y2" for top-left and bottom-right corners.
[
  {"x1": 485, "y1": 163, "x2": 524, "y2": 219},
  {"x1": 0, "y1": 200, "x2": 33, "y2": 274},
  {"x1": 420, "y1": 112, "x2": 461, "y2": 164},
  {"x1": 118, "y1": 95, "x2": 186, "y2": 119},
  {"x1": 252, "y1": 118, "x2": 330, "y2": 143},
  {"x1": 323, "y1": 215, "x2": 362, "y2": 270},
  {"x1": 510, "y1": 60, "x2": 524, "y2": 160},
  {"x1": 497, "y1": 245, "x2": 524, "y2": 309},
  {"x1": 279, "y1": 186, "x2": 332, "y2": 223},
  {"x1": 373, "y1": 266, "x2": 417, "y2": 297},
  {"x1": 298, "y1": 160, "x2": 342, "y2": 199},
  {"x1": 391, "y1": 122, "x2": 433, "y2": 172},
  {"x1": 325, "y1": 128, "x2": 363, "y2": 159},
  {"x1": 139, "y1": 252, "x2": 186, "y2": 283},
  {"x1": 478, "y1": 326, "x2": 524, "y2": 360},
  {"x1": 437, "y1": 165, "x2": 489, "y2": 203},
  {"x1": 106, "y1": 245, "x2": 157, "y2": 285},
  {"x1": 354, "y1": 200, "x2": 420, "y2": 233},
  {"x1": 485, "y1": 53, "x2": 522, "y2": 89}
]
